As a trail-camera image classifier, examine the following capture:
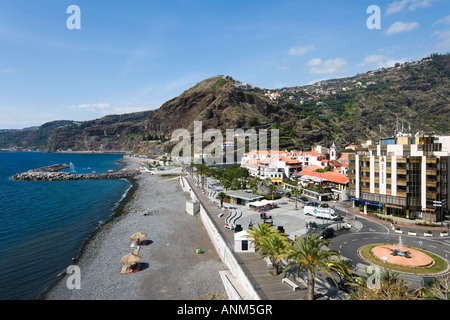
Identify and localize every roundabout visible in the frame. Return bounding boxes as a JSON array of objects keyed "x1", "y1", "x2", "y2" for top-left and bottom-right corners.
[
  {"x1": 358, "y1": 242, "x2": 448, "y2": 275},
  {"x1": 370, "y1": 244, "x2": 433, "y2": 268},
  {"x1": 328, "y1": 207, "x2": 450, "y2": 281}
]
